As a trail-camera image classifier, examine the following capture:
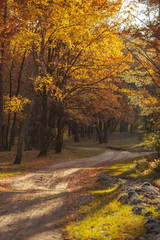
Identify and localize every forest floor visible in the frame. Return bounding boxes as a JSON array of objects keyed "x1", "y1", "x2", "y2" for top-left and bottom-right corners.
[{"x1": 0, "y1": 133, "x2": 159, "y2": 240}]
